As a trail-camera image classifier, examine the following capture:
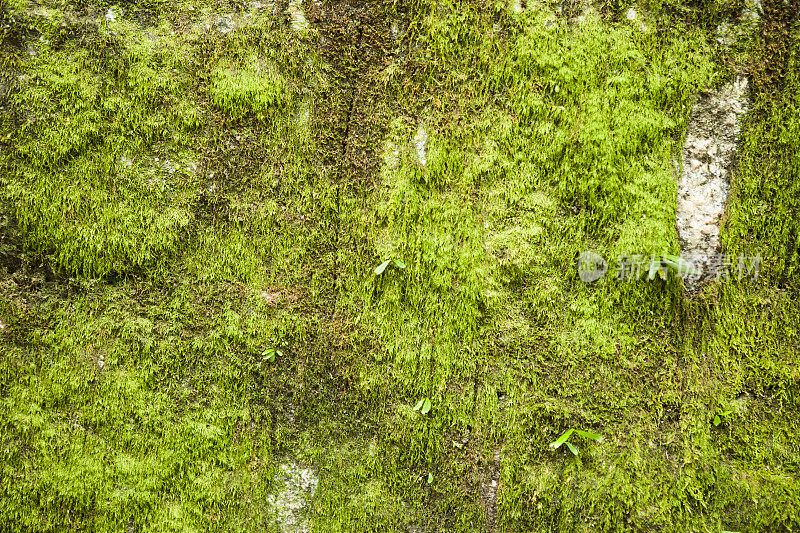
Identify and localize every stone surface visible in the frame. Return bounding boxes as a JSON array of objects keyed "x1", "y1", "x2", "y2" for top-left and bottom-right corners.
[
  {"x1": 287, "y1": 0, "x2": 309, "y2": 34},
  {"x1": 267, "y1": 461, "x2": 319, "y2": 532},
  {"x1": 716, "y1": 0, "x2": 761, "y2": 46},
  {"x1": 413, "y1": 125, "x2": 428, "y2": 166},
  {"x1": 677, "y1": 76, "x2": 749, "y2": 287},
  {"x1": 675, "y1": 0, "x2": 760, "y2": 289}
]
